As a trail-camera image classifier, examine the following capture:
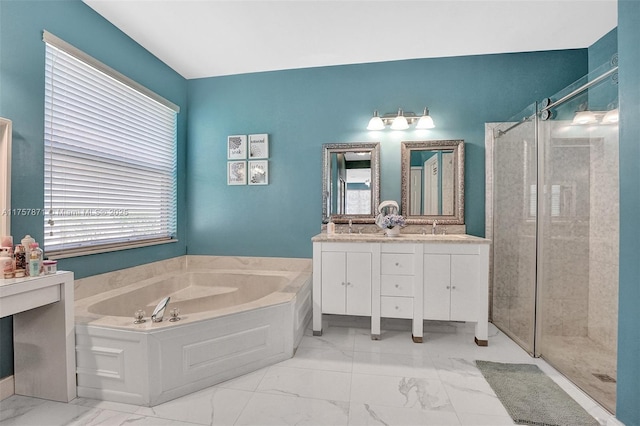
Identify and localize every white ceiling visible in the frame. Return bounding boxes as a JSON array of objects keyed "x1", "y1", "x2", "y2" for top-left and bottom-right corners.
[{"x1": 83, "y1": 0, "x2": 617, "y2": 80}]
